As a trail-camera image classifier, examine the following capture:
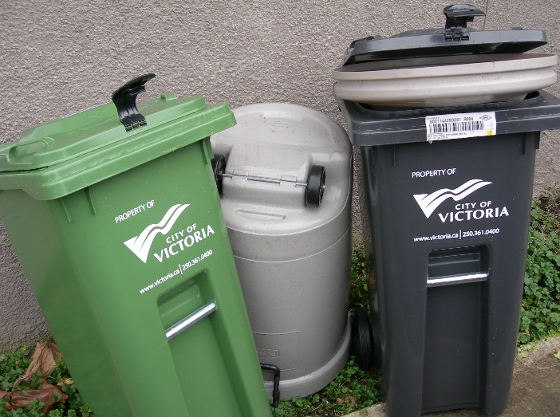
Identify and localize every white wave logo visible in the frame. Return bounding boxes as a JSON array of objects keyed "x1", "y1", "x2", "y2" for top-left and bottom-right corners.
[
  {"x1": 413, "y1": 179, "x2": 492, "y2": 218},
  {"x1": 124, "y1": 204, "x2": 190, "y2": 263}
]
